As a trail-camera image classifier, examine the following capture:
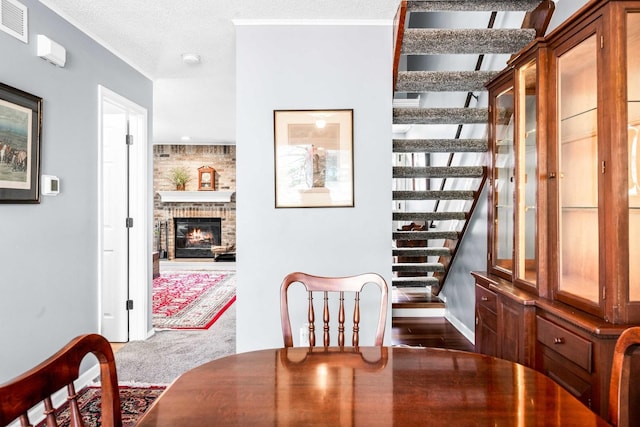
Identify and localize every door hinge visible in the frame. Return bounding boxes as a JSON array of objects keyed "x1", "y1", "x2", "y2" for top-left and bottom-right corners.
[
  {"x1": 126, "y1": 134, "x2": 133, "y2": 145},
  {"x1": 126, "y1": 300, "x2": 134, "y2": 310},
  {"x1": 601, "y1": 161, "x2": 606, "y2": 174},
  {"x1": 600, "y1": 35, "x2": 604, "y2": 49},
  {"x1": 125, "y1": 217, "x2": 134, "y2": 228},
  {"x1": 602, "y1": 286, "x2": 606, "y2": 300}
]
